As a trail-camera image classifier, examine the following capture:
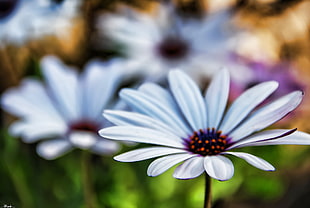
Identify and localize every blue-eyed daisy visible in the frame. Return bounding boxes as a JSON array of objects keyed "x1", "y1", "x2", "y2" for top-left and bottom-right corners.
[
  {"x1": 1, "y1": 56, "x2": 124, "y2": 159},
  {"x1": 99, "y1": 68, "x2": 310, "y2": 181},
  {"x1": 96, "y1": 4, "x2": 249, "y2": 82},
  {"x1": 0, "y1": 0, "x2": 81, "y2": 45}
]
